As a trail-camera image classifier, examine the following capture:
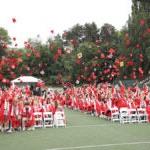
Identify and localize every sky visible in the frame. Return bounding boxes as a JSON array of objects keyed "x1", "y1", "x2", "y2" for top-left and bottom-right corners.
[{"x1": 0, "y1": 0, "x2": 132, "y2": 47}]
